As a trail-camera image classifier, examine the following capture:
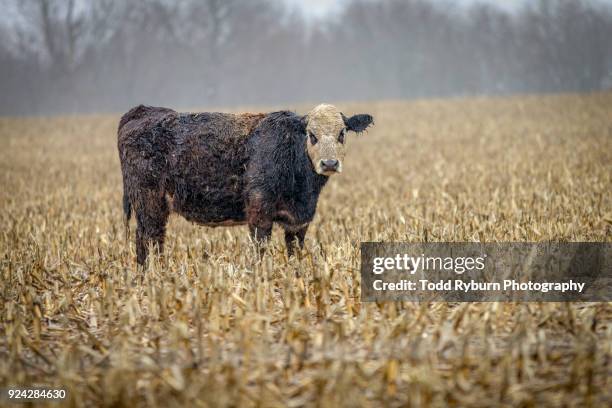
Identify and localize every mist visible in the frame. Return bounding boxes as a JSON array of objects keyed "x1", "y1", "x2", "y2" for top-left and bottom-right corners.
[{"x1": 1, "y1": 0, "x2": 611, "y2": 116}]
